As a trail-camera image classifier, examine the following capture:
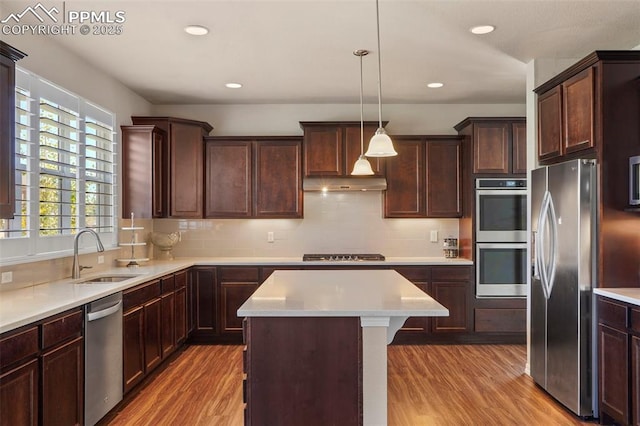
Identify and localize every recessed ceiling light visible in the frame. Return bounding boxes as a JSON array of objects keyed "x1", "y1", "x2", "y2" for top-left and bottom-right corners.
[
  {"x1": 184, "y1": 25, "x2": 209, "y2": 36},
  {"x1": 427, "y1": 82, "x2": 444, "y2": 88},
  {"x1": 470, "y1": 25, "x2": 495, "y2": 35},
  {"x1": 225, "y1": 83, "x2": 242, "y2": 89}
]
